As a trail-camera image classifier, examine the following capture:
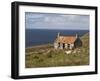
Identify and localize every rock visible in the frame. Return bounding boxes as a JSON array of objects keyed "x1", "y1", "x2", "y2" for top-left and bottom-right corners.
[
  {"x1": 73, "y1": 50, "x2": 76, "y2": 53},
  {"x1": 65, "y1": 50, "x2": 72, "y2": 54}
]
